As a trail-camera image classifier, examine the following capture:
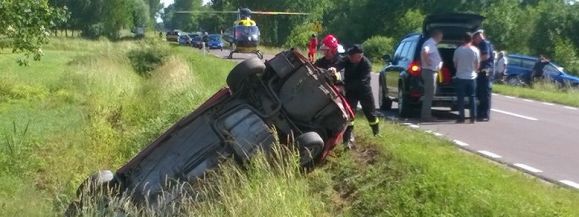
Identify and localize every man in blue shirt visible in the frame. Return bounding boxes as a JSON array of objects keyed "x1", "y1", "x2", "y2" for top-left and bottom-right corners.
[{"x1": 473, "y1": 29, "x2": 494, "y2": 122}]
